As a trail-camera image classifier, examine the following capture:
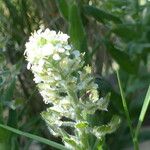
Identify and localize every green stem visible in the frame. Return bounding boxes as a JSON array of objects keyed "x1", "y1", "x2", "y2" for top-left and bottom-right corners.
[
  {"x1": 67, "y1": 88, "x2": 91, "y2": 149},
  {"x1": 116, "y1": 70, "x2": 139, "y2": 150},
  {"x1": 80, "y1": 130, "x2": 90, "y2": 150},
  {"x1": 66, "y1": 87, "x2": 82, "y2": 119}
]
